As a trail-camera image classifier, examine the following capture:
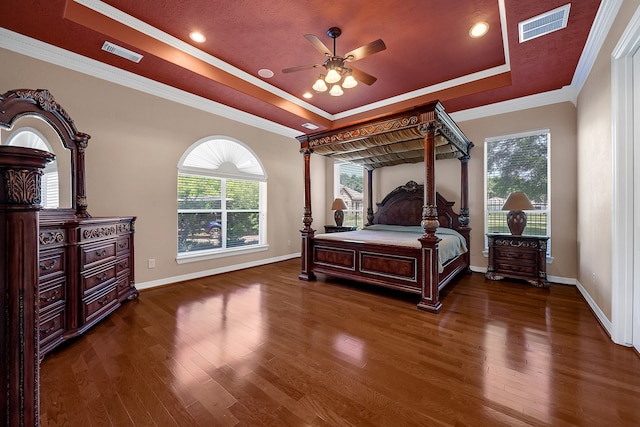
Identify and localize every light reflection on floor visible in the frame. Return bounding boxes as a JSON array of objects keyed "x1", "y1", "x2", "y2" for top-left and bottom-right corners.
[
  {"x1": 483, "y1": 320, "x2": 551, "y2": 424},
  {"x1": 170, "y1": 284, "x2": 265, "y2": 391},
  {"x1": 333, "y1": 333, "x2": 366, "y2": 367}
]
